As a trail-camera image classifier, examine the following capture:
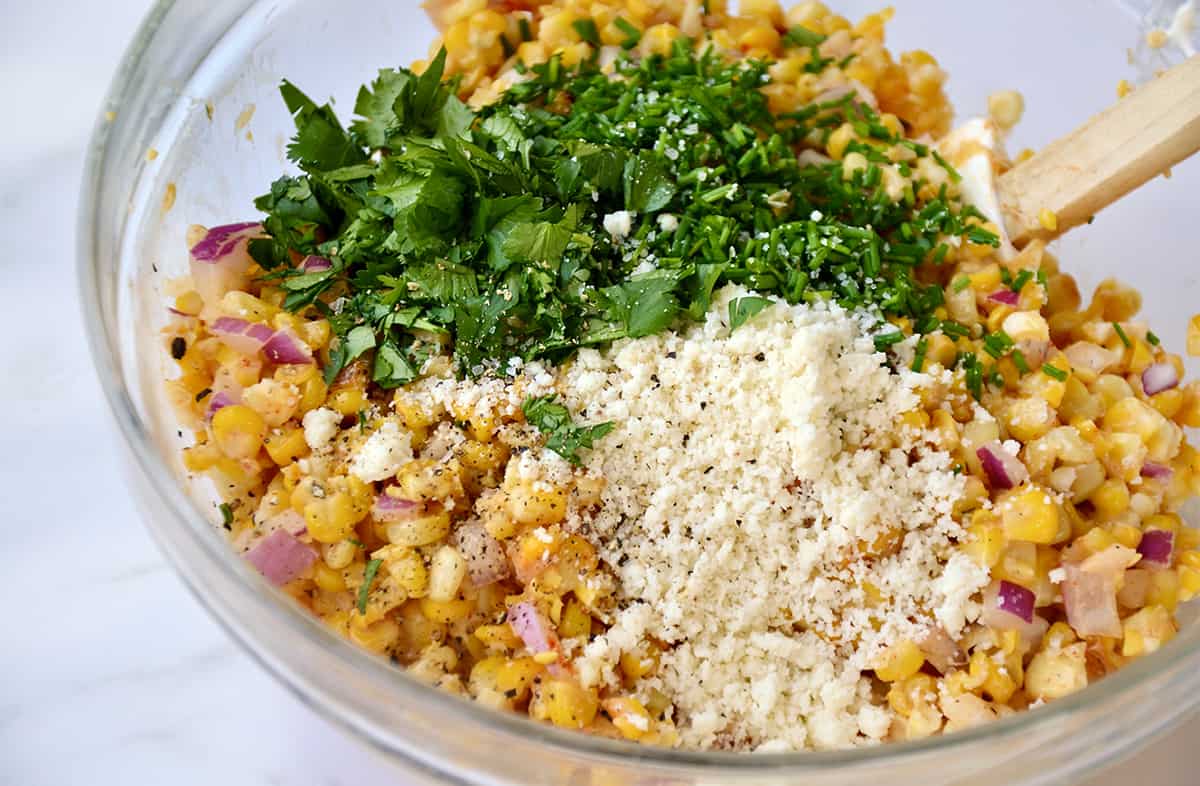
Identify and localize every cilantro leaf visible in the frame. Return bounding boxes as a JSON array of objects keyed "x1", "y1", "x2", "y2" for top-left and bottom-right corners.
[
  {"x1": 522, "y1": 395, "x2": 614, "y2": 465},
  {"x1": 623, "y1": 151, "x2": 676, "y2": 213},
  {"x1": 280, "y1": 81, "x2": 366, "y2": 170},
  {"x1": 728, "y1": 295, "x2": 773, "y2": 330},
  {"x1": 357, "y1": 558, "x2": 382, "y2": 613}
]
